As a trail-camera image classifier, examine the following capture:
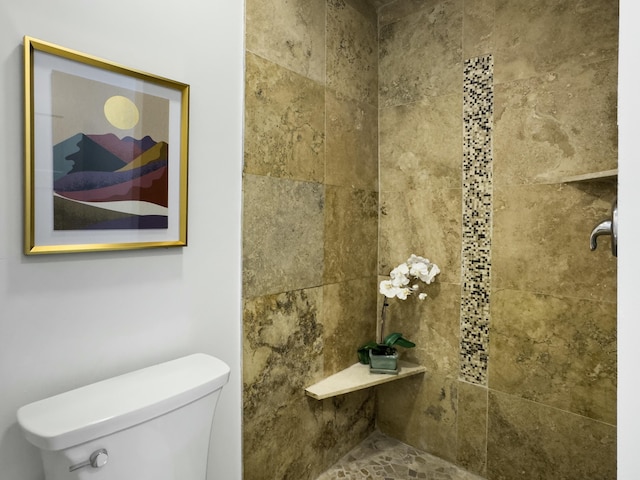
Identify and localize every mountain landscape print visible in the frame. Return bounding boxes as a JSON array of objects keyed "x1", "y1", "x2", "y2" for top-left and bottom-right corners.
[
  {"x1": 51, "y1": 70, "x2": 171, "y2": 231},
  {"x1": 25, "y1": 38, "x2": 189, "y2": 254},
  {"x1": 53, "y1": 133, "x2": 169, "y2": 230}
]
